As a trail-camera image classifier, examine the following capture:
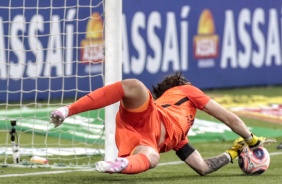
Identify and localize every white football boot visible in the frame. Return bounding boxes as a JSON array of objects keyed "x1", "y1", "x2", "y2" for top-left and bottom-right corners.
[{"x1": 95, "y1": 158, "x2": 129, "y2": 173}]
